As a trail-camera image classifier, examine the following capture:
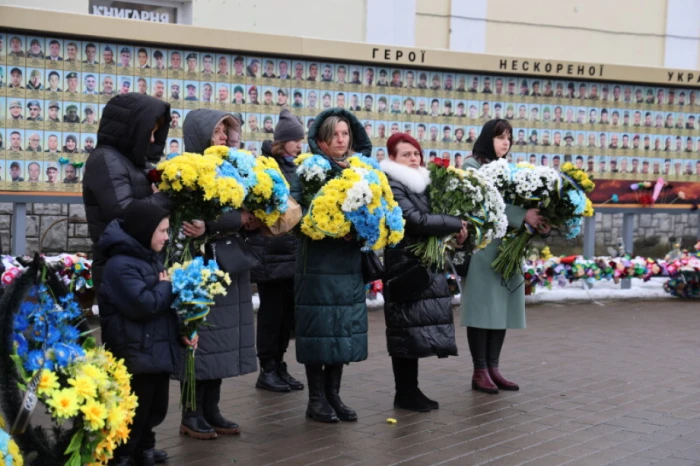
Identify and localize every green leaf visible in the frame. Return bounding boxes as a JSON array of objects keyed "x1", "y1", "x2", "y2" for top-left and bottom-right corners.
[
  {"x1": 65, "y1": 430, "x2": 84, "y2": 454},
  {"x1": 81, "y1": 336, "x2": 97, "y2": 350},
  {"x1": 65, "y1": 450, "x2": 82, "y2": 466},
  {"x1": 10, "y1": 354, "x2": 30, "y2": 382}
]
